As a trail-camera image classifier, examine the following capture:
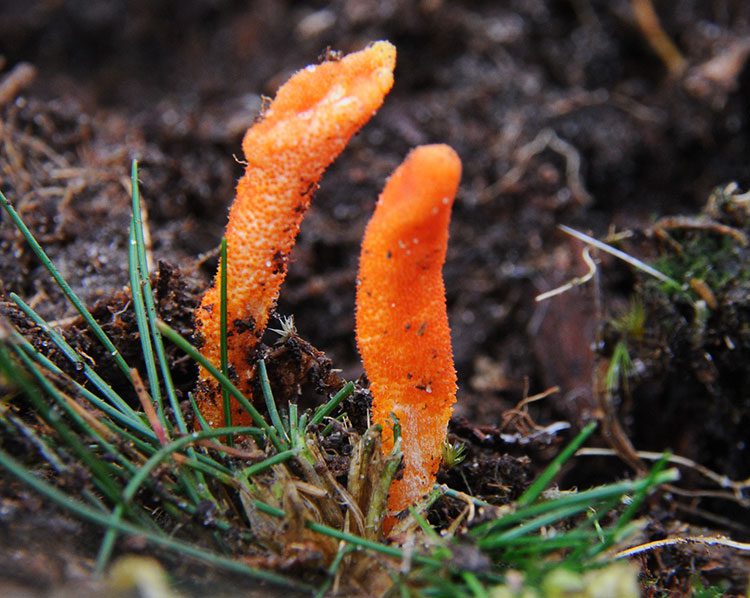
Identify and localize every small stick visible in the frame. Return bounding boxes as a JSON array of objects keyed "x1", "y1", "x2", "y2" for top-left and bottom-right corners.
[
  {"x1": 630, "y1": 0, "x2": 687, "y2": 77},
  {"x1": 0, "y1": 62, "x2": 36, "y2": 107},
  {"x1": 614, "y1": 534, "x2": 750, "y2": 560},
  {"x1": 131, "y1": 368, "x2": 169, "y2": 447}
]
